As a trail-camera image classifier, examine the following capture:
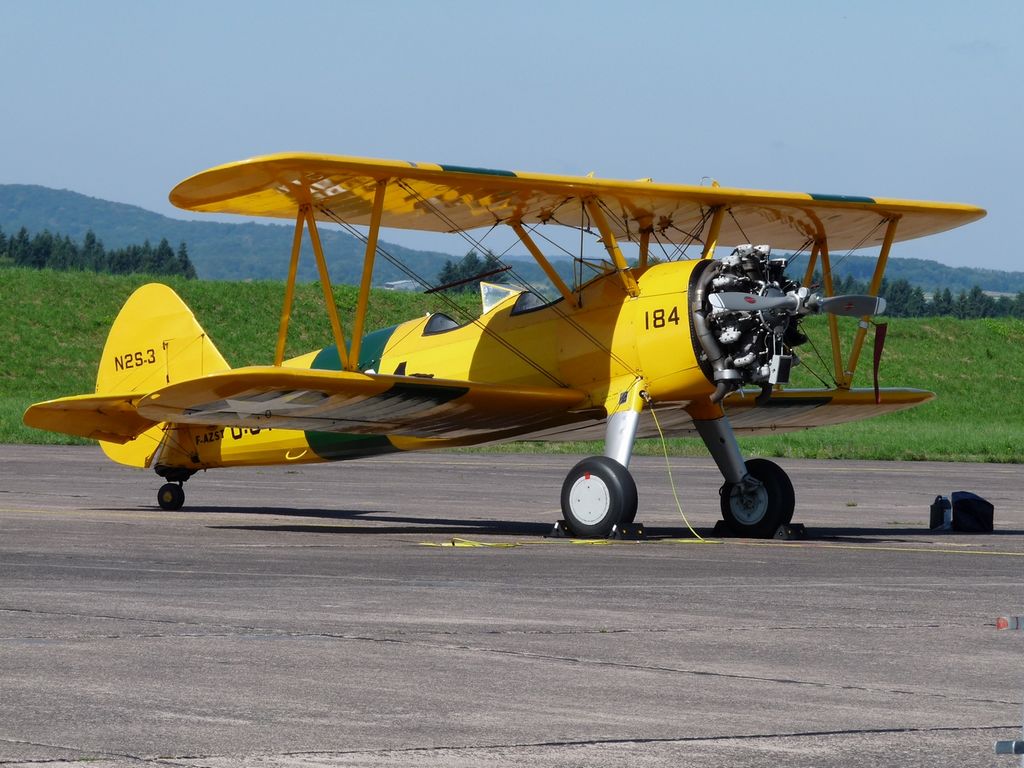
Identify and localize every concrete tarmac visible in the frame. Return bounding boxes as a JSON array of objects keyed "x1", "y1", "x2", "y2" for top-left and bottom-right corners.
[{"x1": 1, "y1": 445, "x2": 1022, "y2": 767}]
